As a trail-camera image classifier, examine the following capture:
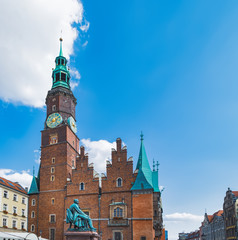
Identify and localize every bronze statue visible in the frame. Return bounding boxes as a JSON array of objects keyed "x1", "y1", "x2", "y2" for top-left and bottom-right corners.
[{"x1": 66, "y1": 199, "x2": 96, "y2": 232}]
